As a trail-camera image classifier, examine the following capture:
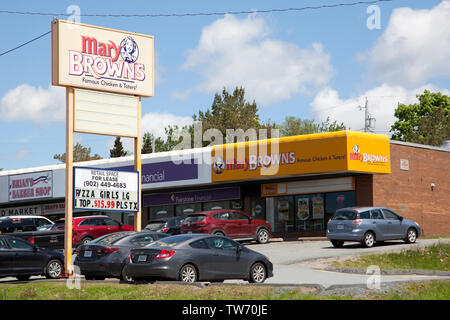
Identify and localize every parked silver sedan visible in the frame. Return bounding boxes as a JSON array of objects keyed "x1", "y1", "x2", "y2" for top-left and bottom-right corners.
[{"x1": 326, "y1": 207, "x2": 421, "y2": 248}]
